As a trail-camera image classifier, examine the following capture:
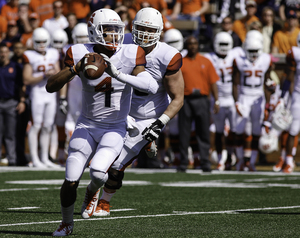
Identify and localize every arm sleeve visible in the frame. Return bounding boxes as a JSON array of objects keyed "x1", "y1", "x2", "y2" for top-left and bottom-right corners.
[{"x1": 118, "y1": 71, "x2": 159, "y2": 94}]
